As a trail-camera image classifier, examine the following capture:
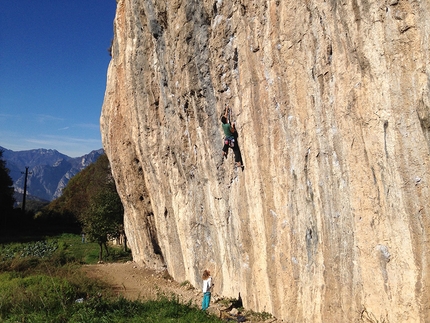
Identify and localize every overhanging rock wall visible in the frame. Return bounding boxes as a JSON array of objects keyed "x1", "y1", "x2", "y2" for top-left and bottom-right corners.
[{"x1": 100, "y1": 0, "x2": 430, "y2": 321}]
